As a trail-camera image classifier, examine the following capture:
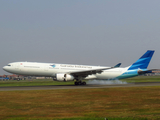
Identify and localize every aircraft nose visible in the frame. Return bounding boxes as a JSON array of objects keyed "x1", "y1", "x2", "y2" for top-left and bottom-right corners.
[
  {"x1": 3, "y1": 66, "x2": 6, "y2": 70},
  {"x1": 3, "y1": 66, "x2": 8, "y2": 71}
]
